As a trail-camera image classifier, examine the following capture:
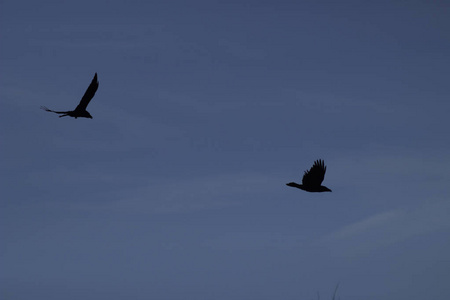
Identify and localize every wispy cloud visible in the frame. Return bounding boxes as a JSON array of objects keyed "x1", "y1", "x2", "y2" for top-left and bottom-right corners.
[
  {"x1": 321, "y1": 210, "x2": 401, "y2": 242},
  {"x1": 317, "y1": 200, "x2": 450, "y2": 255},
  {"x1": 46, "y1": 171, "x2": 279, "y2": 215},
  {"x1": 204, "y1": 231, "x2": 306, "y2": 251}
]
